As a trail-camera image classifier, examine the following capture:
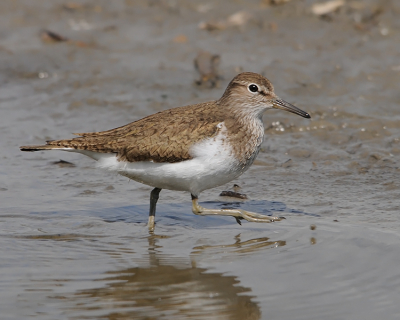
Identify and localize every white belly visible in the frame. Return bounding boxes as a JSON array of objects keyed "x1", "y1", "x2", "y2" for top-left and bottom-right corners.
[
  {"x1": 95, "y1": 134, "x2": 256, "y2": 196},
  {"x1": 105, "y1": 156, "x2": 241, "y2": 195}
]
